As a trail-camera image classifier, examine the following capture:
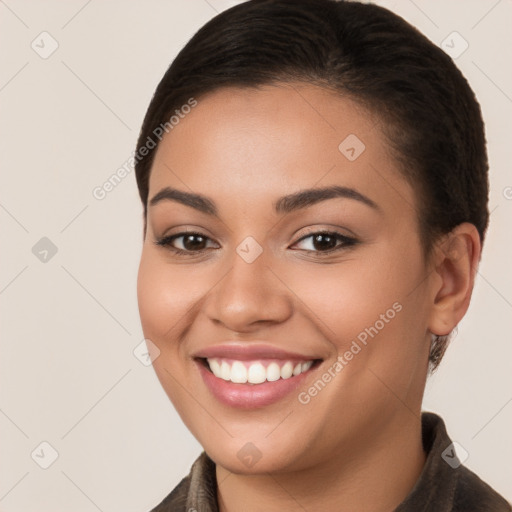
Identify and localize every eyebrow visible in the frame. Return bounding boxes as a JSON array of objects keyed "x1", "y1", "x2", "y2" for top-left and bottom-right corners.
[{"x1": 148, "y1": 185, "x2": 380, "y2": 216}]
